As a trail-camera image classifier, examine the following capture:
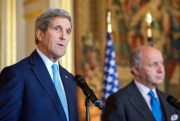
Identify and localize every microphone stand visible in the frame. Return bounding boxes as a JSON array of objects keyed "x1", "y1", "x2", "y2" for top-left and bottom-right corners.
[{"x1": 85, "y1": 97, "x2": 90, "y2": 121}]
